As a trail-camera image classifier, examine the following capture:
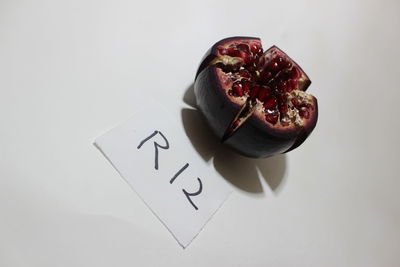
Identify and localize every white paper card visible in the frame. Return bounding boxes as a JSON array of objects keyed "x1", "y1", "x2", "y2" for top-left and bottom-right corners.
[{"x1": 94, "y1": 103, "x2": 232, "y2": 248}]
